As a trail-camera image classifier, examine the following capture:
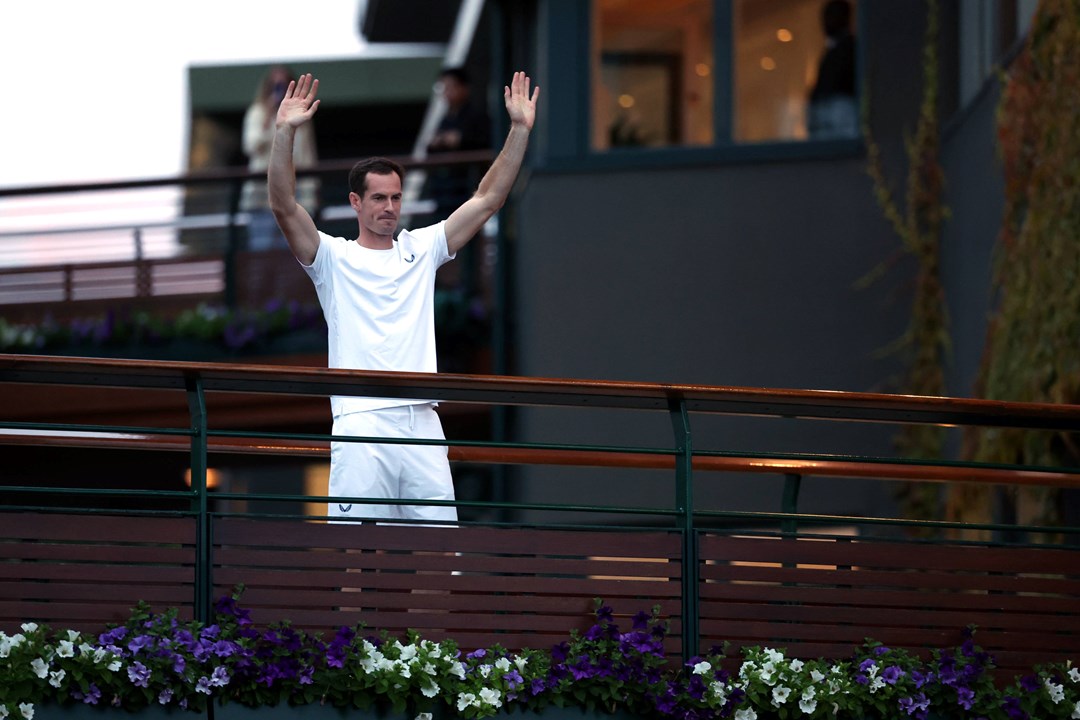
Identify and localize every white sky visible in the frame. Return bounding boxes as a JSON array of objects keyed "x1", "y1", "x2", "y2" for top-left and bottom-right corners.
[
  {"x1": 0, "y1": 0, "x2": 425, "y2": 189},
  {"x1": 0, "y1": 0, "x2": 443, "y2": 264}
]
